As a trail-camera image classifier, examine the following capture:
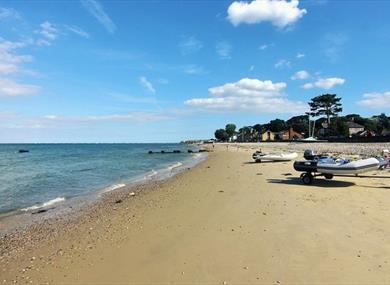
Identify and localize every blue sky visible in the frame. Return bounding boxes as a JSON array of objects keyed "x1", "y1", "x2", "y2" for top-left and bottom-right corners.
[{"x1": 1, "y1": 0, "x2": 390, "y2": 142}]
